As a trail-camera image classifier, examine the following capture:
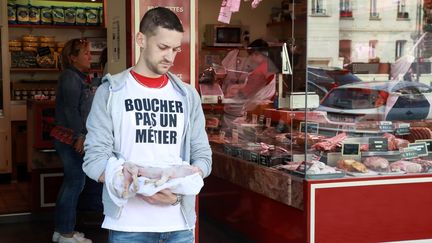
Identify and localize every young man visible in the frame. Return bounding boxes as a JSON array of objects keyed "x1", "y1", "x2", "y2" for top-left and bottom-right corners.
[{"x1": 83, "y1": 7, "x2": 212, "y2": 243}]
